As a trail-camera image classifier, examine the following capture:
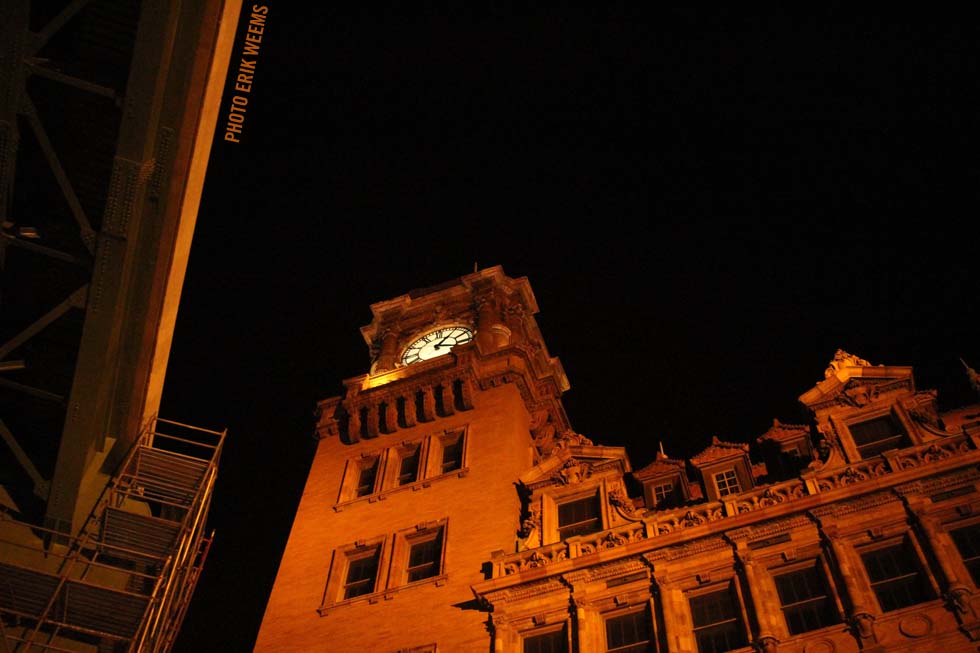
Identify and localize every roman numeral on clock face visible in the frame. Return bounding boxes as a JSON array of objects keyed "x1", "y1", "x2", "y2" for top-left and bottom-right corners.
[{"x1": 400, "y1": 325, "x2": 474, "y2": 365}]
